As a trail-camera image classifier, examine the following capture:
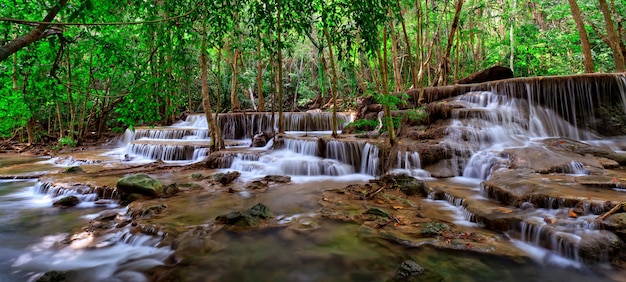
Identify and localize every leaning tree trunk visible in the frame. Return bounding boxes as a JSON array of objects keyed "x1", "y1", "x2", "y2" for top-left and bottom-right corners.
[
  {"x1": 201, "y1": 26, "x2": 220, "y2": 153},
  {"x1": 436, "y1": 0, "x2": 464, "y2": 86},
  {"x1": 569, "y1": 0, "x2": 595, "y2": 72},
  {"x1": 598, "y1": 0, "x2": 625, "y2": 72}
]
